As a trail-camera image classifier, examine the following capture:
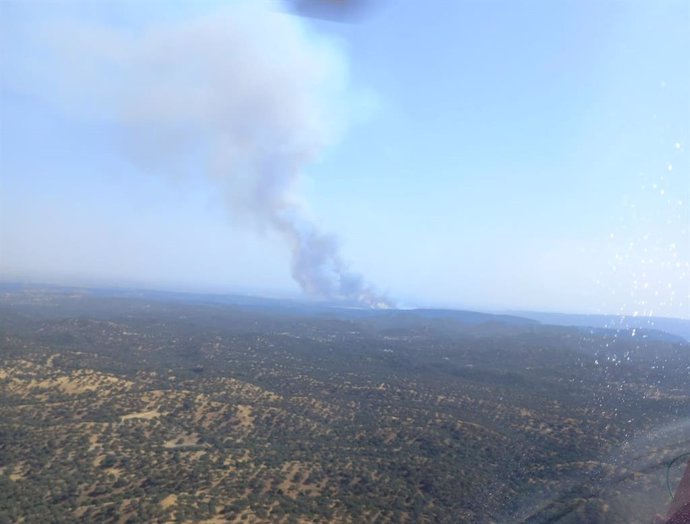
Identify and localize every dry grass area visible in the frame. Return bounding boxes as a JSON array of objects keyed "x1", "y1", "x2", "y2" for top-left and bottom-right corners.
[
  {"x1": 2, "y1": 361, "x2": 134, "y2": 399},
  {"x1": 234, "y1": 404, "x2": 254, "y2": 430}
]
